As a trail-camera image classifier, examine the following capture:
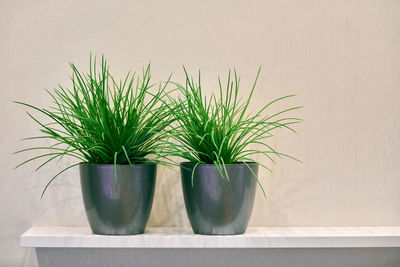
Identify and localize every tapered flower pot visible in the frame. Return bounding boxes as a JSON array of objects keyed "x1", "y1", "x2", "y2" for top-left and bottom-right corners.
[
  {"x1": 79, "y1": 164, "x2": 156, "y2": 235},
  {"x1": 180, "y1": 162, "x2": 258, "y2": 235}
]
